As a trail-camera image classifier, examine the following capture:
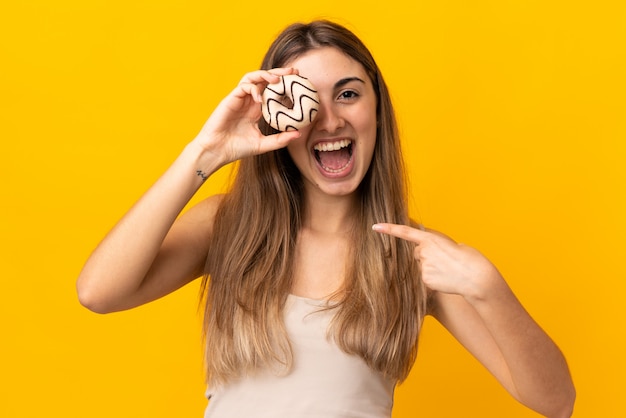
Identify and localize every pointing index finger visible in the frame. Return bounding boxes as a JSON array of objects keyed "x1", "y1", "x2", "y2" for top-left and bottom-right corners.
[{"x1": 372, "y1": 223, "x2": 429, "y2": 243}]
